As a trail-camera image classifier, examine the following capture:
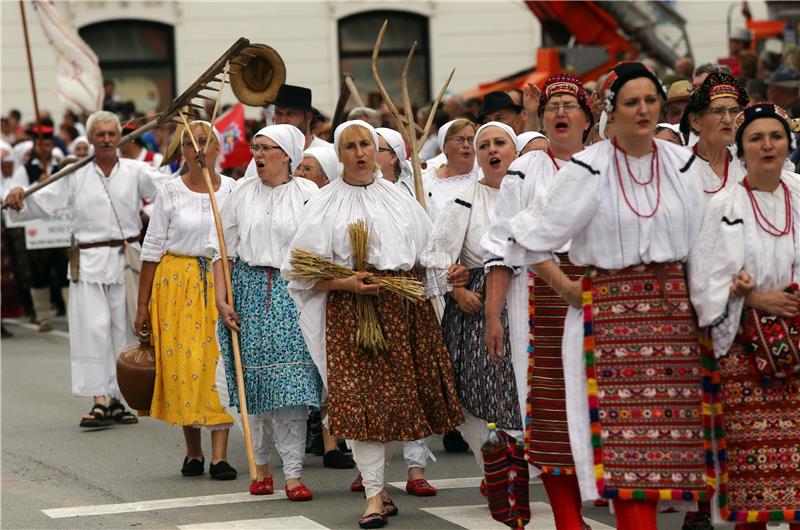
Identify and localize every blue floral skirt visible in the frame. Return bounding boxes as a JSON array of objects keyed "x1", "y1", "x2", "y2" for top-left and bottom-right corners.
[{"x1": 217, "y1": 260, "x2": 321, "y2": 415}]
